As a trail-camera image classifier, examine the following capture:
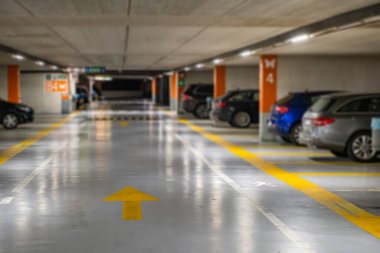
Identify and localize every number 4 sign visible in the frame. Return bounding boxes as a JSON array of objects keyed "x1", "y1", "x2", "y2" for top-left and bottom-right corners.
[{"x1": 260, "y1": 55, "x2": 278, "y2": 113}]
